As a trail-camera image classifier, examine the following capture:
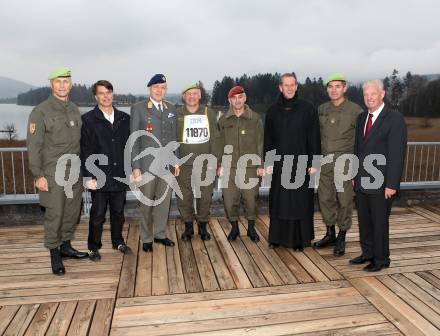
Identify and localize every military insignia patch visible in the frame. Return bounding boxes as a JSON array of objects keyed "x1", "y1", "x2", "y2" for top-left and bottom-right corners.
[
  {"x1": 29, "y1": 123, "x2": 36, "y2": 134},
  {"x1": 147, "y1": 101, "x2": 153, "y2": 108}
]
